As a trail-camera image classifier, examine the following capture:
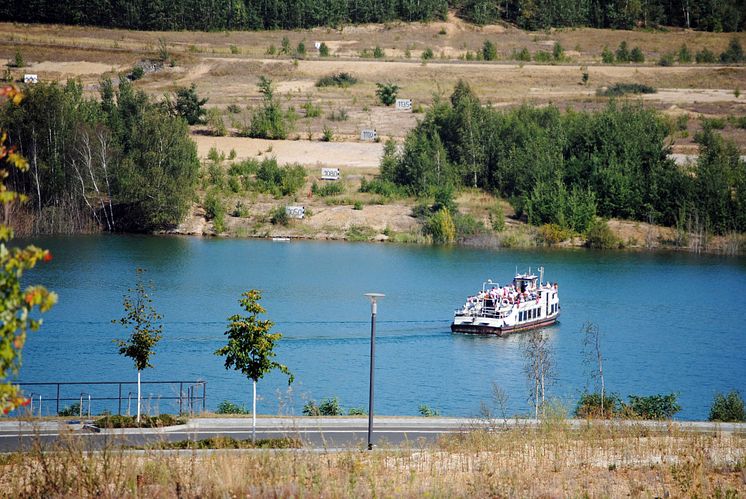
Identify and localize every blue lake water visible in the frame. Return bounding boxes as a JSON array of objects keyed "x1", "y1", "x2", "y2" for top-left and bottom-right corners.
[{"x1": 15, "y1": 235, "x2": 746, "y2": 420}]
